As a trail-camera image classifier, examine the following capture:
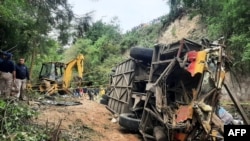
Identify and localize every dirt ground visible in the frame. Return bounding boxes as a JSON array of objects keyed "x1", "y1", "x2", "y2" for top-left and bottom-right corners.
[
  {"x1": 31, "y1": 95, "x2": 143, "y2": 141},
  {"x1": 29, "y1": 94, "x2": 250, "y2": 141}
]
